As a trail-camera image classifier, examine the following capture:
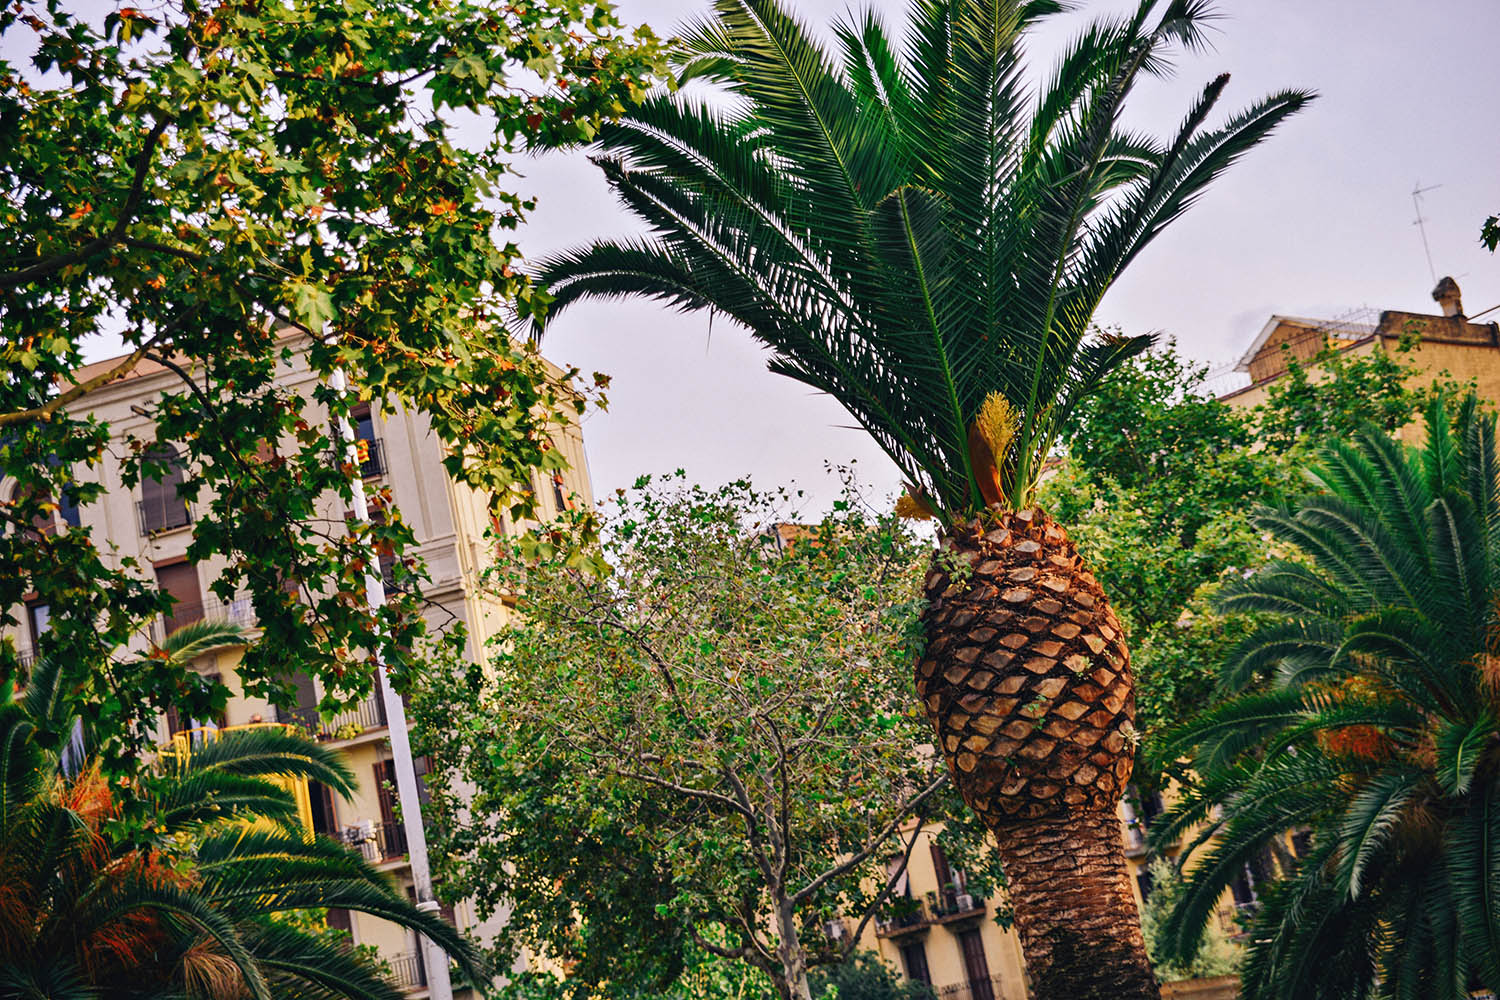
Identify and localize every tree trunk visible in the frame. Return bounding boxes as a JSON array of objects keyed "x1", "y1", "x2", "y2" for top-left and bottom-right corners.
[
  {"x1": 916, "y1": 509, "x2": 1159, "y2": 999},
  {"x1": 775, "y1": 901, "x2": 814, "y2": 1000},
  {"x1": 990, "y1": 809, "x2": 1158, "y2": 997}
]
